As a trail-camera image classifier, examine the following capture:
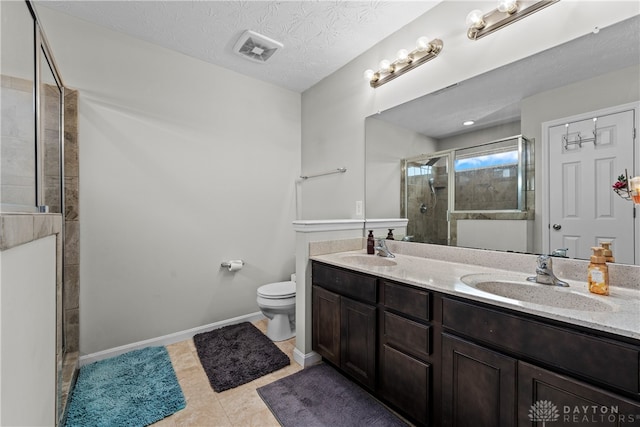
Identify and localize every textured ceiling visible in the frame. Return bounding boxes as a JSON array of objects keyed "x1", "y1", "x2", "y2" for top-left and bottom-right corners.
[{"x1": 36, "y1": 1, "x2": 441, "y2": 93}]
